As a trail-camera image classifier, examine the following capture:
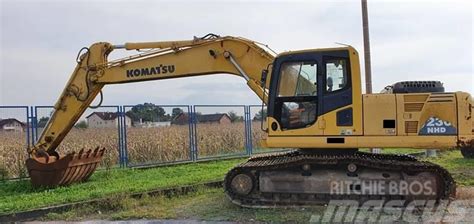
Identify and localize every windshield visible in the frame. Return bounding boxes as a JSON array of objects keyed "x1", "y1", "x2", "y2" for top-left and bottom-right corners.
[{"x1": 278, "y1": 61, "x2": 317, "y2": 97}]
